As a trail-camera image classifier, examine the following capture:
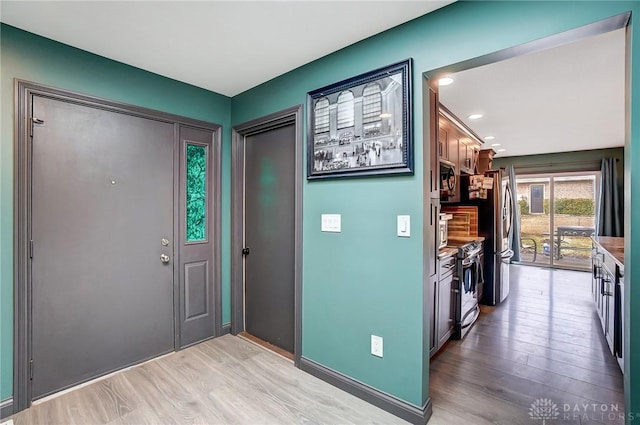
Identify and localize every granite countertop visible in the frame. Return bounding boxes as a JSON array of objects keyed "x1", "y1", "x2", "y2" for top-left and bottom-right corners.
[{"x1": 592, "y1": 236, "x2": 624, "y2": 267}]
